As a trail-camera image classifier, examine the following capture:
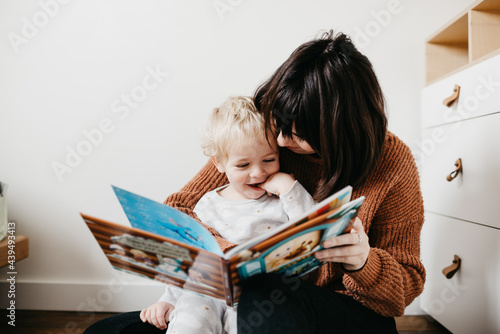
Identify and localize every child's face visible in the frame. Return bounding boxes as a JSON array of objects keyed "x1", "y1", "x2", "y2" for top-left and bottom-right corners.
[{"x1": 215, "y1": 137, "x2": 279, "y2": 200}]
